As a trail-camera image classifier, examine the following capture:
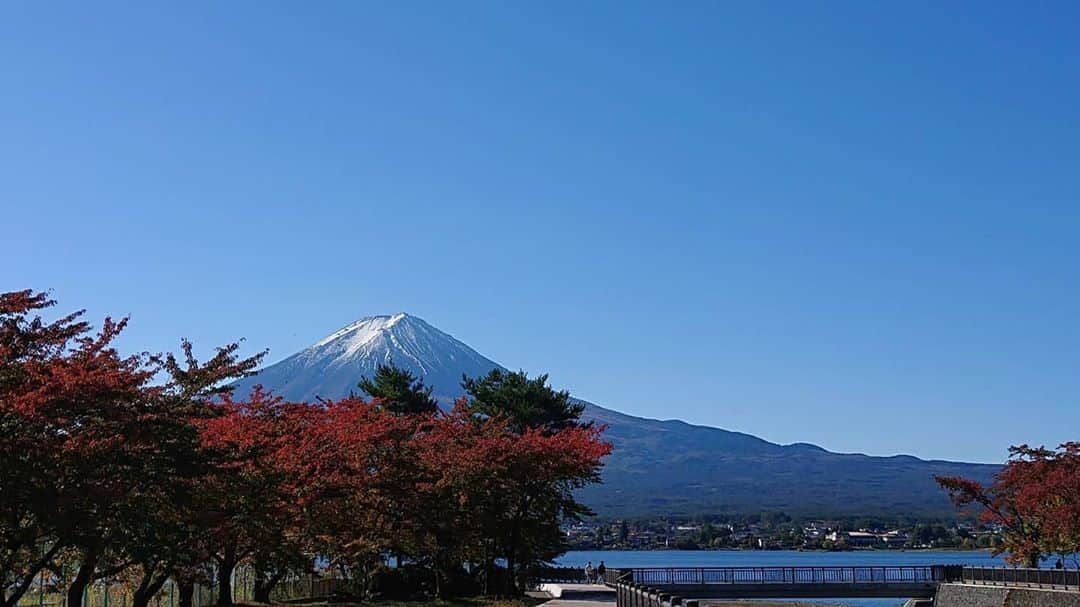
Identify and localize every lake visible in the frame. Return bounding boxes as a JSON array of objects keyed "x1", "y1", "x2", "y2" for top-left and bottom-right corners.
[
  {"x1": 558, "y1": 549, "x2": 1005, "y2": 568},
  {"x1": 556, "y1": 550, "x2": 1007, "y2": 607}
]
